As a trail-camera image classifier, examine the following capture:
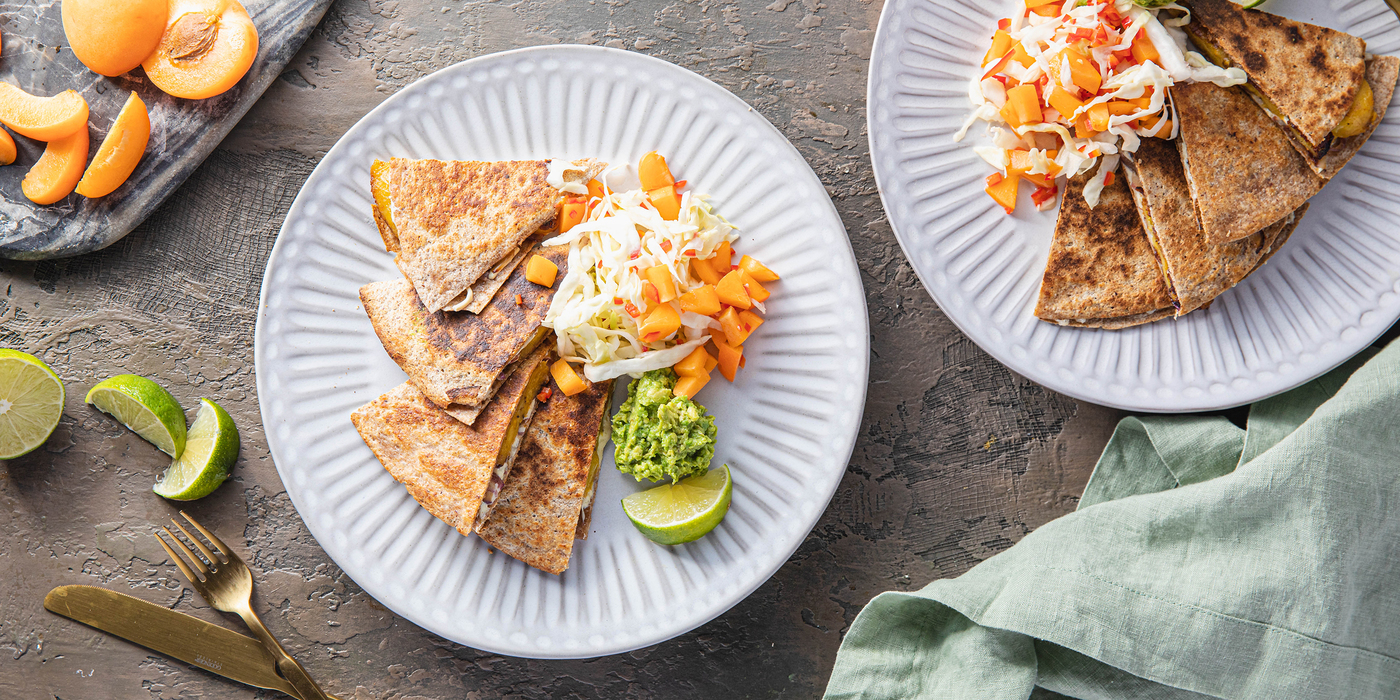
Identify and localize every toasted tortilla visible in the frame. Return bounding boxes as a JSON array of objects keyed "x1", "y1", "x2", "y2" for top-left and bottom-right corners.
[
  {"x1": 451, "y1": 232, "x2": 548, "y2": 315},
  {"x1": 1317, "y1": 56, "x2": 1400, "y2": 179},
  {"x1": 359, "y1": 245, "x2": 567, "y2": 415},
  {"x1": 1184, "y1": 0, "x2": 1366, "y2": 152},
  {"x1": 1034, "y1": 164, "x2": 1175, "y2": 328},
  {"x1": 1173, "y1": 81, "x2": 1323, "y2": 245},
  {"x1": 1123, "y1": 138, "x2": 1306, "y2": 316},
  {"x1": 476, "y1": 377, "x2": 614, "y2": 575},
  {"x1": 349, "y1": 349, "x2": 549, "y2": 538},
  {"x1": 373, "y1": 159, "x2": 562, "y2": 313}
]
